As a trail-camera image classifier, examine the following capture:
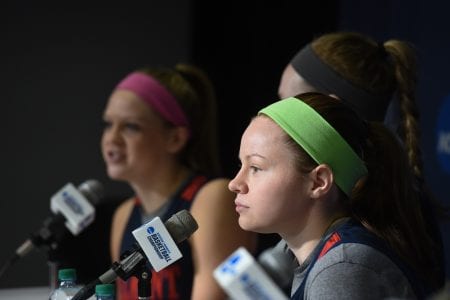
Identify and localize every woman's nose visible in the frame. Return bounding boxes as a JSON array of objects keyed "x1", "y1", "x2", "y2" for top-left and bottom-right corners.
[
  {"x1": 228, "y1": 171, "x2": 248, "y2": 194},
  {"x1": 103, "y1": 125, "x2": 122, "y2": 144}
]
